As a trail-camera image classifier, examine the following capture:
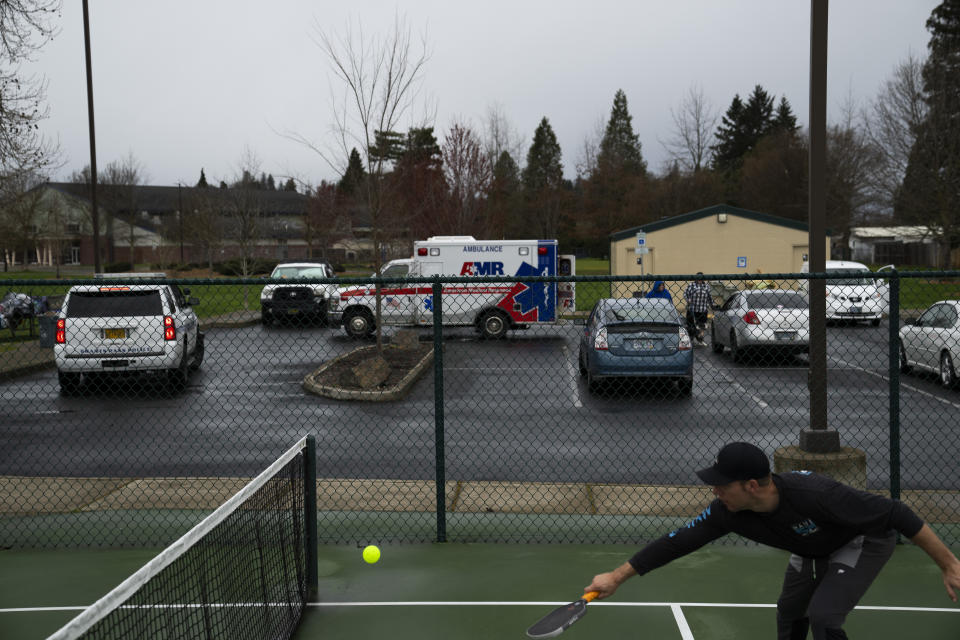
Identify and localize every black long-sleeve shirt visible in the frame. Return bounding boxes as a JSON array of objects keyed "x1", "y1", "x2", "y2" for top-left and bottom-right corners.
[{"x1": 629, "y1": 472, "x2": 924, "y2": 576}]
